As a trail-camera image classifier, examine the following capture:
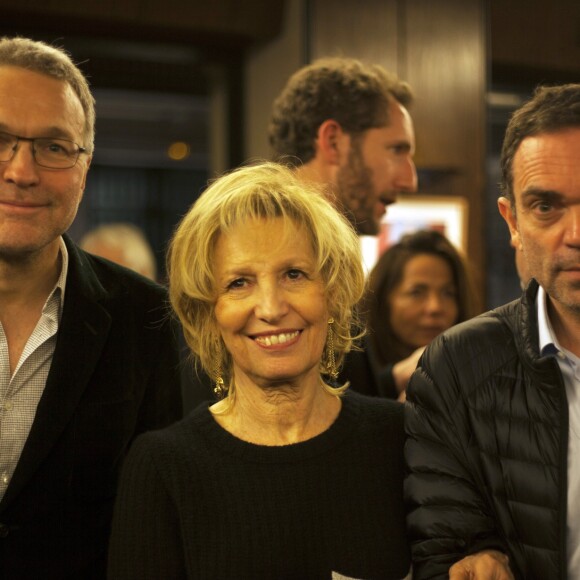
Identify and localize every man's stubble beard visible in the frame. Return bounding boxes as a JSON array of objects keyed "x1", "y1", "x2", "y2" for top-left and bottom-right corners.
[
  {"x1": 334, "y1": 140, "x2": 380, "y2": 236},
  {"x1": 546, "y1": 275, "x2": 580, "y2": 317}
]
